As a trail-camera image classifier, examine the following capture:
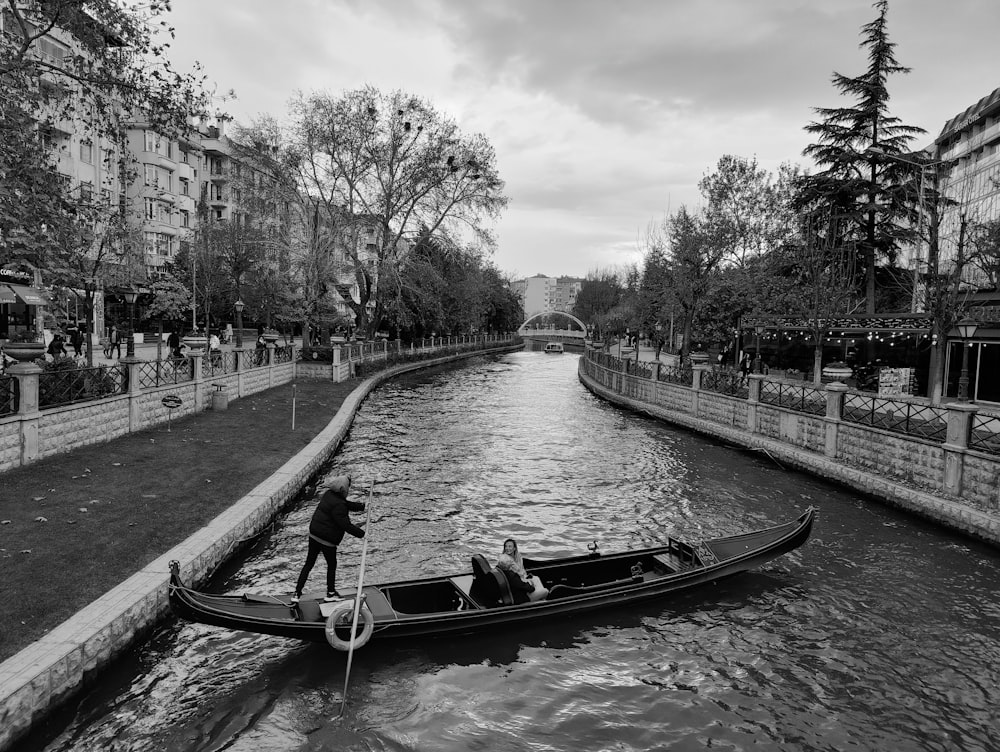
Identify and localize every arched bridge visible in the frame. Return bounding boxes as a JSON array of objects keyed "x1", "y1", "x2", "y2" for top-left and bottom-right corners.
[{"x1": 518, "y1": 311, "x2": 588, "y2": 351}]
